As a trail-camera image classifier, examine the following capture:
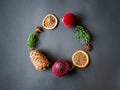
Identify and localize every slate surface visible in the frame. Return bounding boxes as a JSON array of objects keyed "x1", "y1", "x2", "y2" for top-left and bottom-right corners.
[{"x1": 0, "y1": 0, "x2": 120, "y2": 90}]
